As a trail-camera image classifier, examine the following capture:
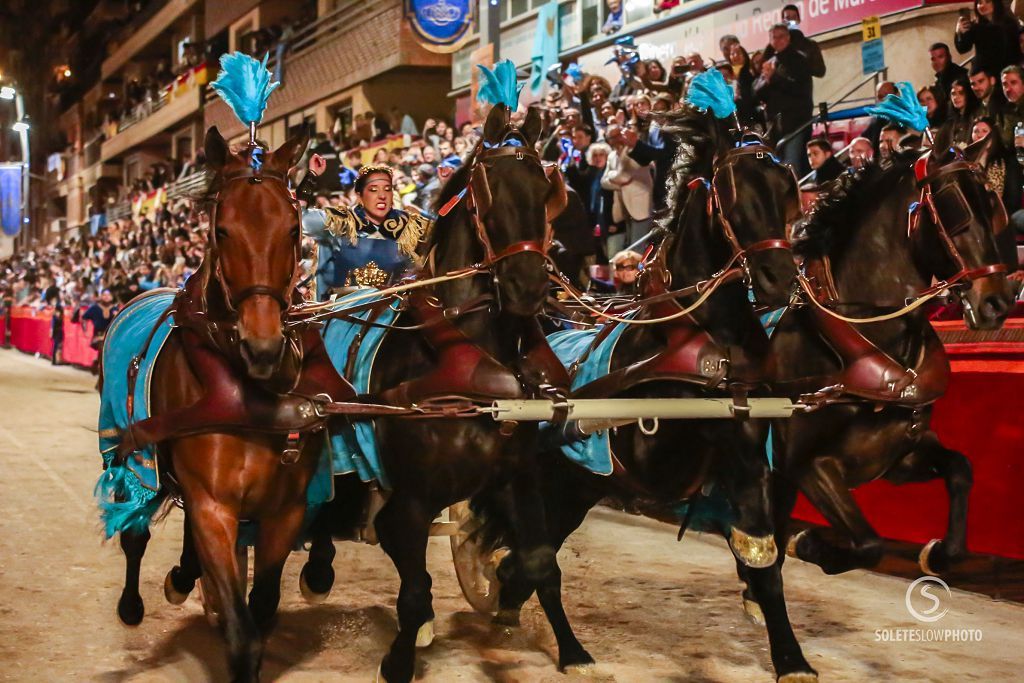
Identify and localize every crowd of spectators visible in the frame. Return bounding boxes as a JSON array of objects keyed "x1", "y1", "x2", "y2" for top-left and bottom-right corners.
[{"x1": 7, "y1": 0, "x2": 1024, "y2": 358}]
